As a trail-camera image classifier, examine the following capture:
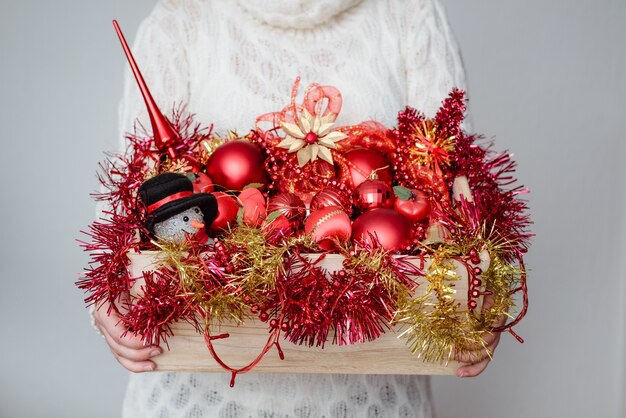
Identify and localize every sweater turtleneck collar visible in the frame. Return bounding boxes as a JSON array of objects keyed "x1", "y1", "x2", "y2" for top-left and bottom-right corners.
[{"x1": 235, "y1": 0, "x2": 364, "y2": 30}]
